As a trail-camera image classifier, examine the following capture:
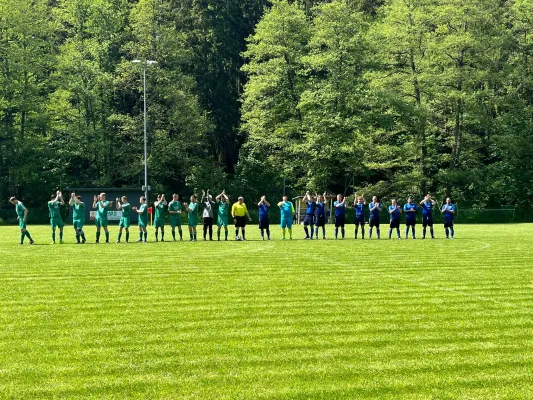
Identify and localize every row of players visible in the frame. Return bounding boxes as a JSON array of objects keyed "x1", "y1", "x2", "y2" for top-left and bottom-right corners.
[{"x1": 8, "y1": 191, "x2": 456, "y2": 244}]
